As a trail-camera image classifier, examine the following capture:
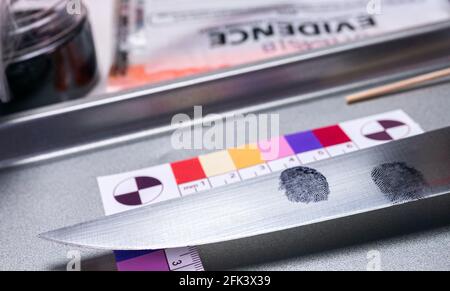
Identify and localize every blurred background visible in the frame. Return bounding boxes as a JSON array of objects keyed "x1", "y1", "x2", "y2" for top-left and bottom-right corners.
[{"x1": 1, "y1": 0, "x2": 449, "y2": 114}]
